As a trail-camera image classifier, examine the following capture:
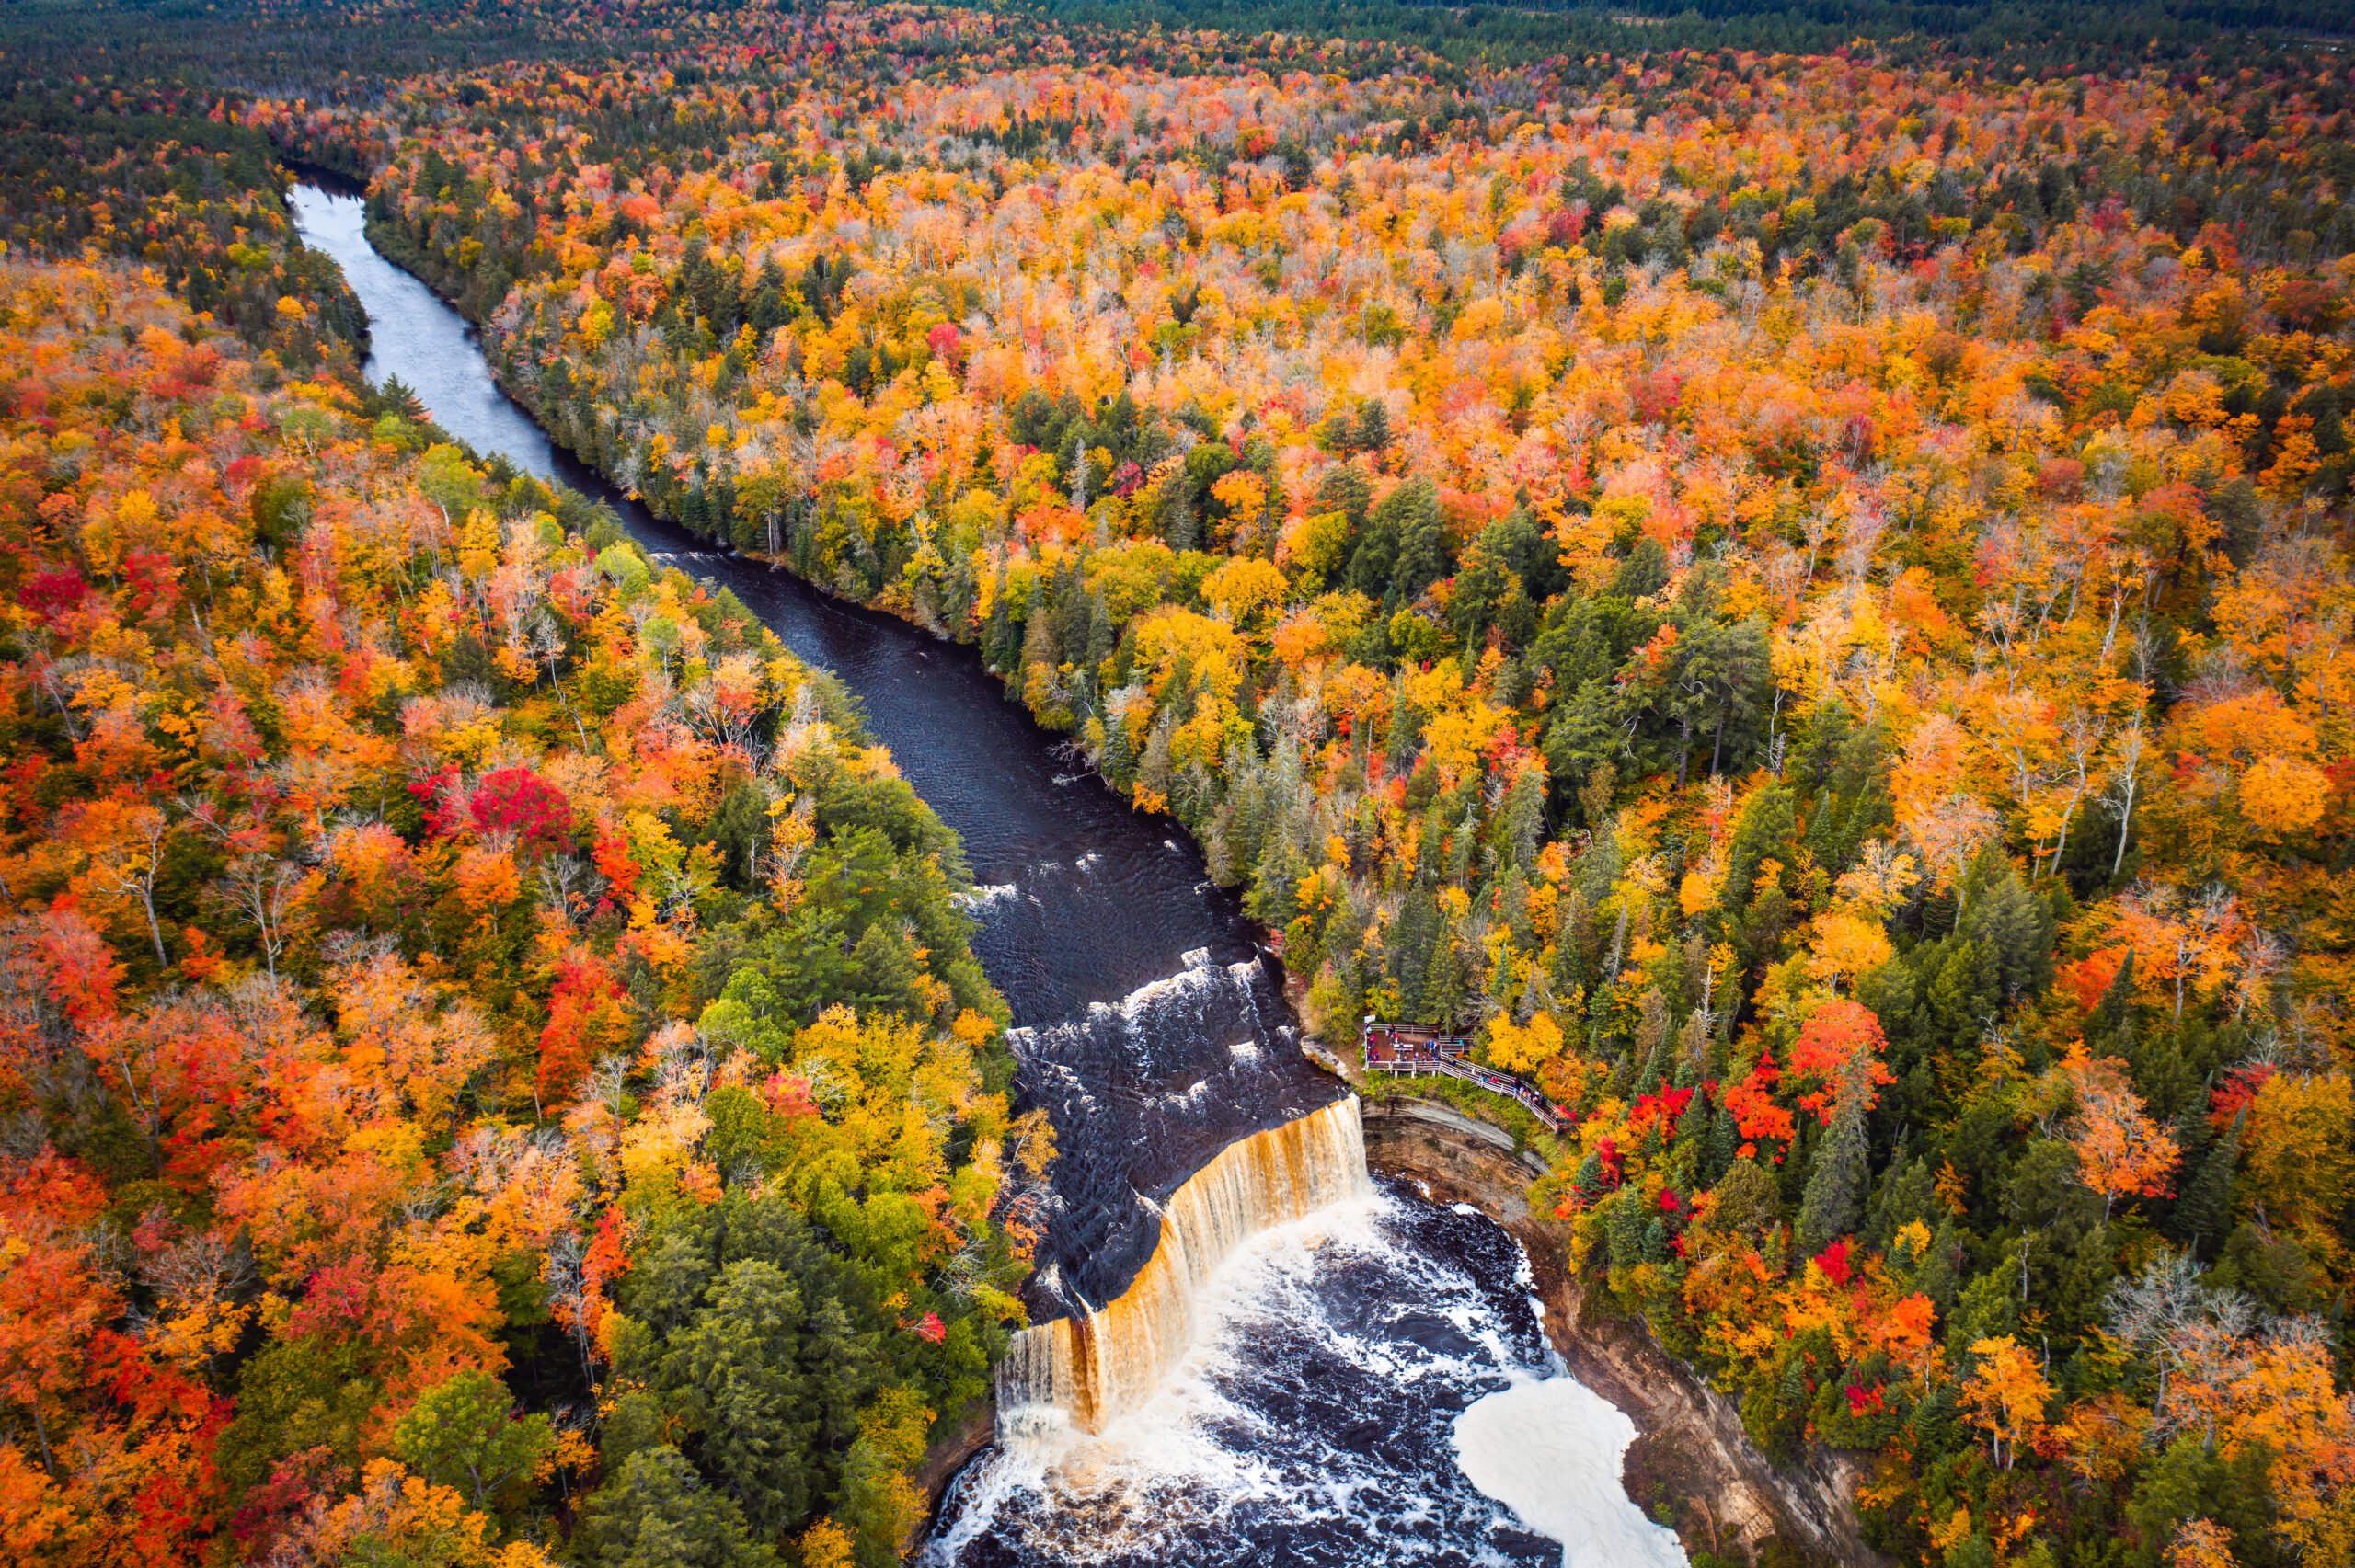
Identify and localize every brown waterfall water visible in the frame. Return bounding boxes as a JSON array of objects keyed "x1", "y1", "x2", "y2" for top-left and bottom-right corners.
[{"x1": 998, "y1": 1096, "x2": 1373, "y2": 1435}]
